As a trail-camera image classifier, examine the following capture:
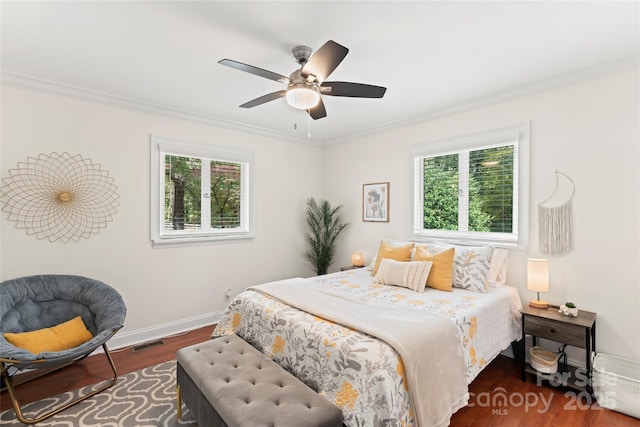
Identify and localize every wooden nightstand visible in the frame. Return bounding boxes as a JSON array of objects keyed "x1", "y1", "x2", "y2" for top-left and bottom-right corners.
[
  {"x1": 520, "y1": 306, "x2": 596, "y2": 393},
  {"x1": 340, "y1": 265, "x2": 365, "y2": 271}
]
